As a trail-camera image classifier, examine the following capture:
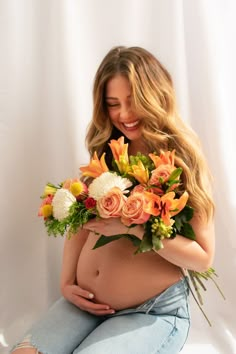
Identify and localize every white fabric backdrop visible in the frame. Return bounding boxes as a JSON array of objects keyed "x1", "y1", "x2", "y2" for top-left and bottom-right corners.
[{"x1": 1, "y1": 1, "x2": 236, "y2": 353}]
